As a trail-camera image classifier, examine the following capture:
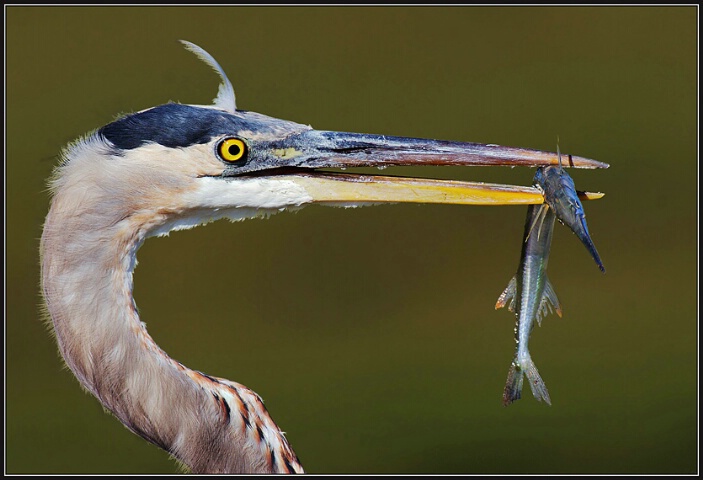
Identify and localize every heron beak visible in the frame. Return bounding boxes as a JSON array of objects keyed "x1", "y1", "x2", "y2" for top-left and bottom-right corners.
[{"x1": 254, "y1": 130, "x2": 608, "y2": 206}]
